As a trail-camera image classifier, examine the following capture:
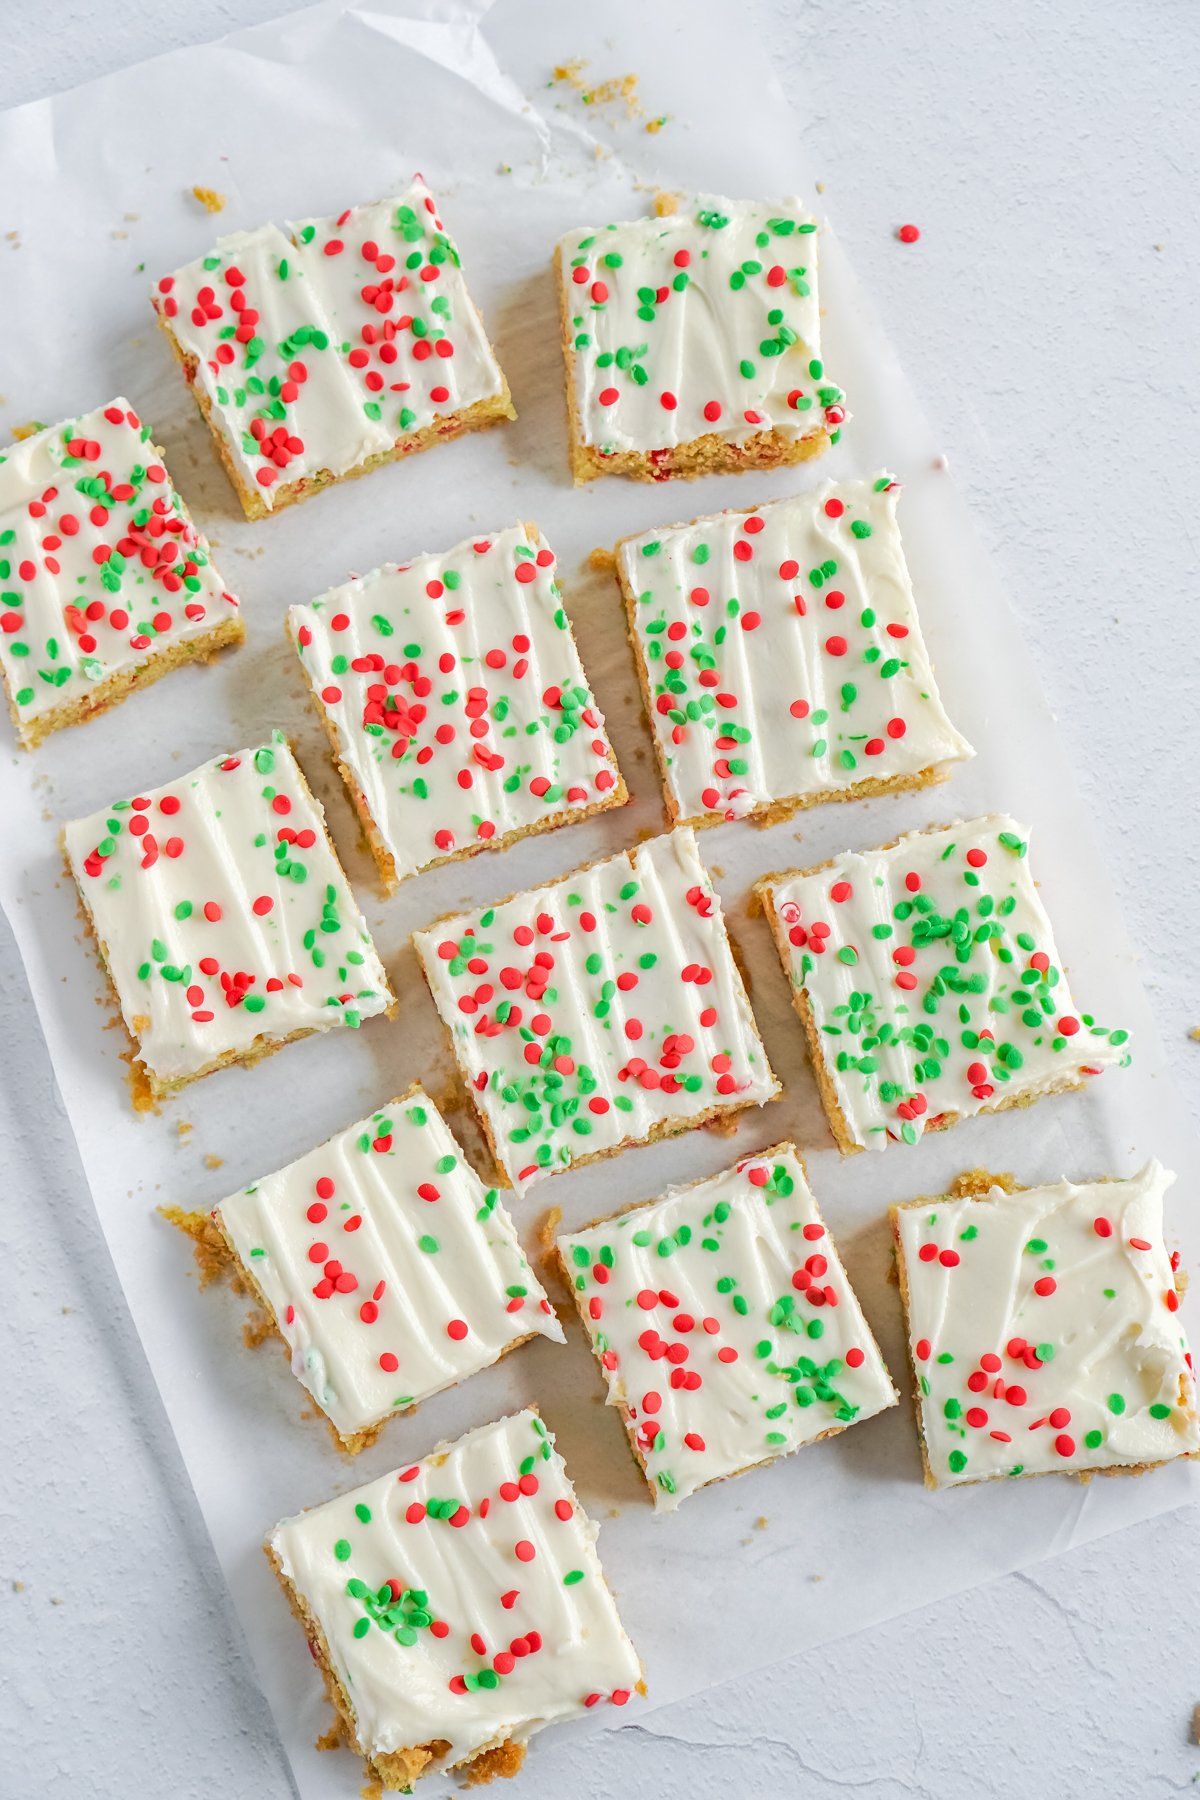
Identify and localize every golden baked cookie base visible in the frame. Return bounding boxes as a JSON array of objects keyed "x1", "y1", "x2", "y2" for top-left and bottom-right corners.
[
  {"x1": 417, "y1": 836, "x2": 780, "y2": 1191},
  {"x1": 611, "y1": 519, "x2": 951, "y2": 831},
  {"x1": 553, "y1": 1140, "x2": 897, "y2": 1508},
  {"x1": 5, "y1": 611, "x2": 244, "y2": 750},
  {"x1": 209, "y1": 1081, "x2": 547, "y2": 1453},
  {"x1": 62, "y1": 736, "x2": 396, "y2": 1112},
  {"x1": 554, "y1": 246, "x2": 829, "y2": 486},
  {"x1": 889, "y1": 1168, "x2": 1197, "y2": 1489},
  {"x1": 285, "y1": 520, "x2": 629, "y2": 894},
  {"x1": 753, "y1": 842, "x2": 1086, "y2": 1157}
]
